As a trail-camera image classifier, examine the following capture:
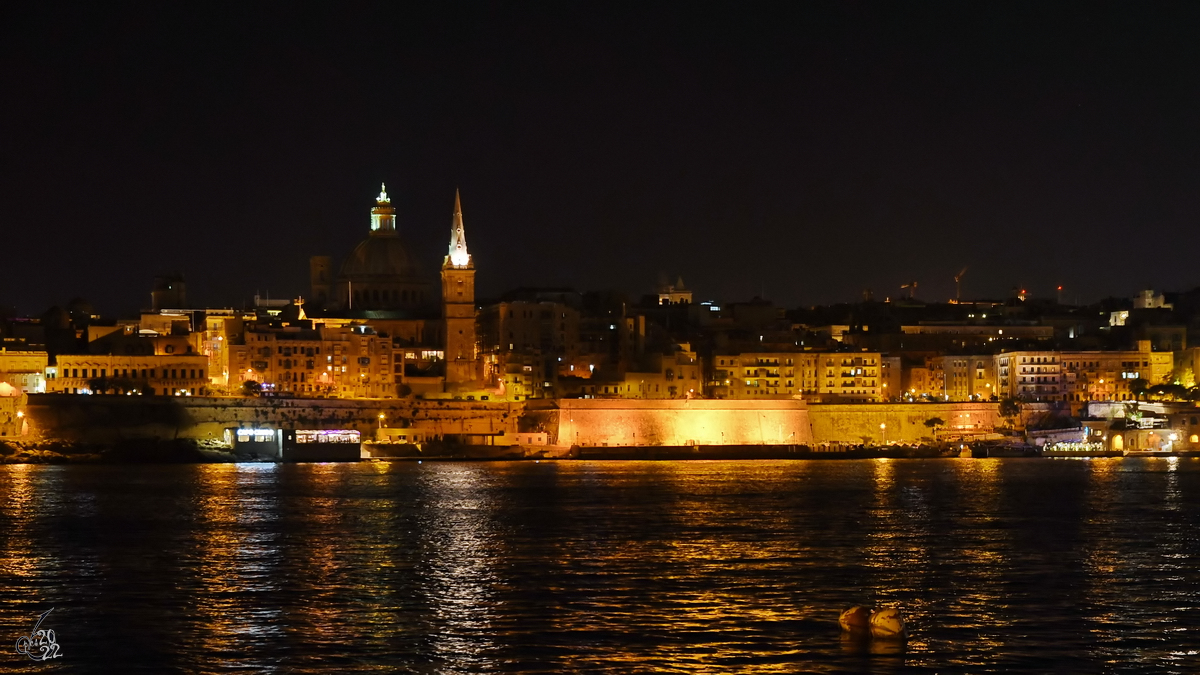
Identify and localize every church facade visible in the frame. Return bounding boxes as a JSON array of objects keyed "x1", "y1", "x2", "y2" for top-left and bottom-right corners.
[{"x1": 307, "y1": 185, "x2": 480, "y2": 392}]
